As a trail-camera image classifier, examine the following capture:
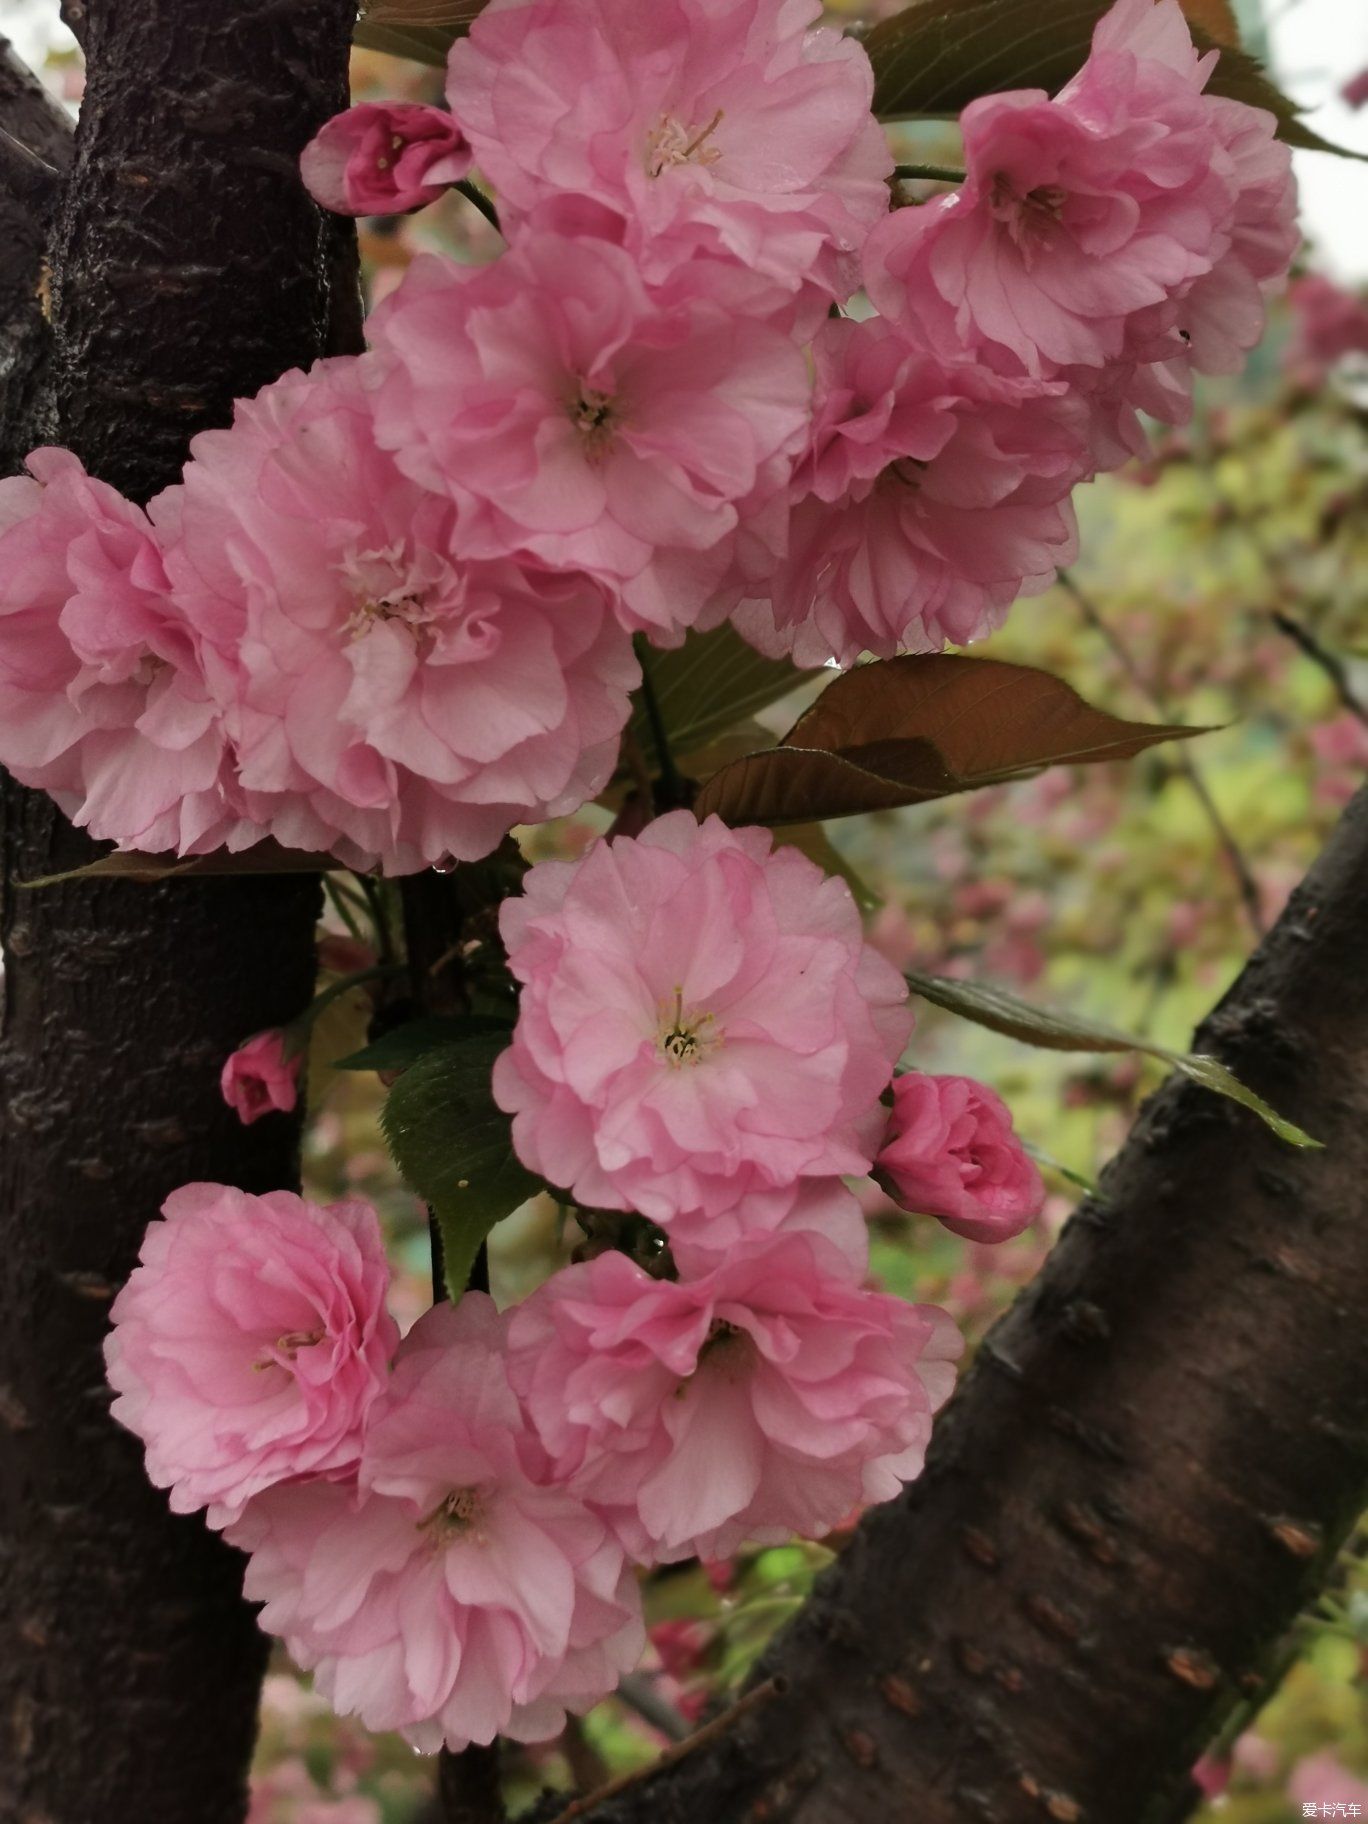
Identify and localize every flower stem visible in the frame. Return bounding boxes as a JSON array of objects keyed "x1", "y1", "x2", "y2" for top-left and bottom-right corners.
[
  {"x1": 455, "y1": 178, "x2": 501, "y2": 233},
  {"x1": 633, "y1": 637, "x2": 688, "y2": 811},
  {"x1": 893, "y1": 162, "x2": 966, "y2": 184}
]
